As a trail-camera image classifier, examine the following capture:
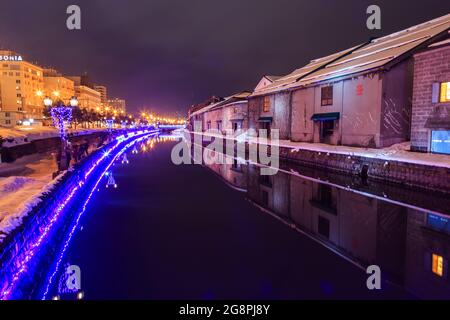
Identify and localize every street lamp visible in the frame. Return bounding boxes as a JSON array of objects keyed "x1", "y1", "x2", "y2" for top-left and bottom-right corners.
[{"x1": 44, "y1": 96, "x2": 78, "y2": 171}]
